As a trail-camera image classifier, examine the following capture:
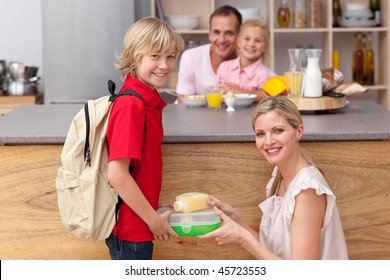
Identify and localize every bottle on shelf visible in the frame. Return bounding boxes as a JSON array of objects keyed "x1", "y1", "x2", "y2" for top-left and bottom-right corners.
[
  {"x1": 308, "y1": 0, "x2": 323, "y2": 28},
  {"x1": 352, "y1": 32, "x2": 364, "y2": 84},
  {"x1": 363, "y1": 33, "x2": 375, "y2": 85},
  {"x1": 293, "y1": 0, "x2": 307, "y2": 28},
  {"x1": 369, "y1": 0, "x2": 381, "y2": 27},
  {"x1": 332, "y1": 0, "x2": 341, "y2": 27},
  {"x1": 277, "y1": 0, "x2": 291, "y2": 28},
  {"x1": 332, "y1": 50, "x2": 340, "y2": 70}
]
